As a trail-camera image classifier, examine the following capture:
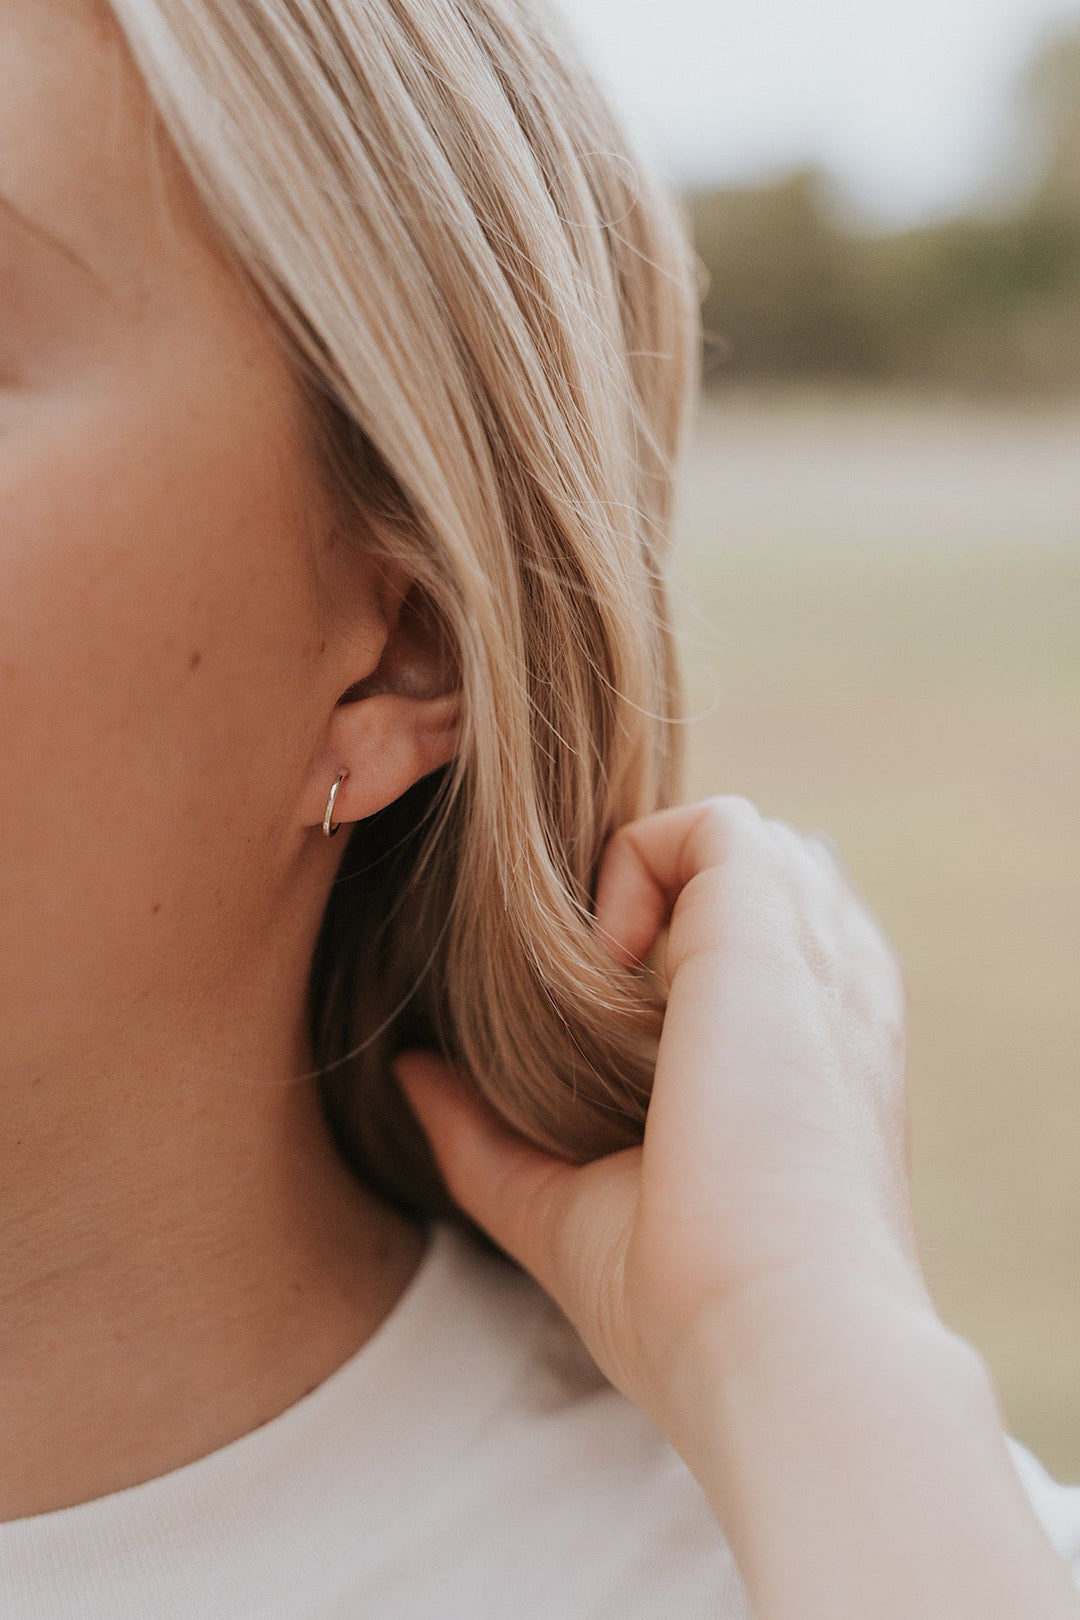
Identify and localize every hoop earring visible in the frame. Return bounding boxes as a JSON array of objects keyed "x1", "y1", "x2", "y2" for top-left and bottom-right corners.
[{"x1": 322, "y1": 769, "x2": 349, "y2": 838}]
